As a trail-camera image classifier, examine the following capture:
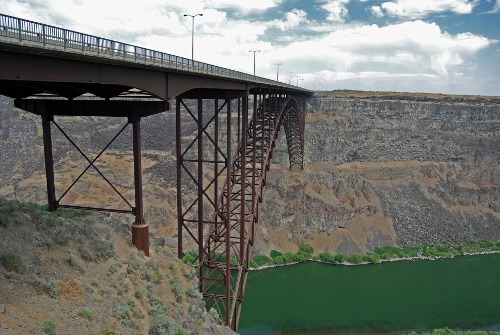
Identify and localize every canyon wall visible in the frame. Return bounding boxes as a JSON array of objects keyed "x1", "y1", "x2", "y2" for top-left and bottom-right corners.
[
  {"x1": 1, "y1": 92, "x2": 499, "y2": 256},
  {"x1": 258, "y1": 92, "x2": 500, "y2": 255}
]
